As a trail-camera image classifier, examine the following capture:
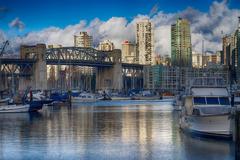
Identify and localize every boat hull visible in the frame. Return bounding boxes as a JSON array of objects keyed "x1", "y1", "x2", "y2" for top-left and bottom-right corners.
[
  {"x1": 180, "y1": 114, "x2": 232, "y2": 138},
  {"x1": 27, "y1": 101, "x2": 44, "y2": 112},
  {"x1": 0, "y1": 104, "x2": 30, "y2": 113},
  {"x1": 71, "y1": 97, "x2": 97, "y2": 103}
]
